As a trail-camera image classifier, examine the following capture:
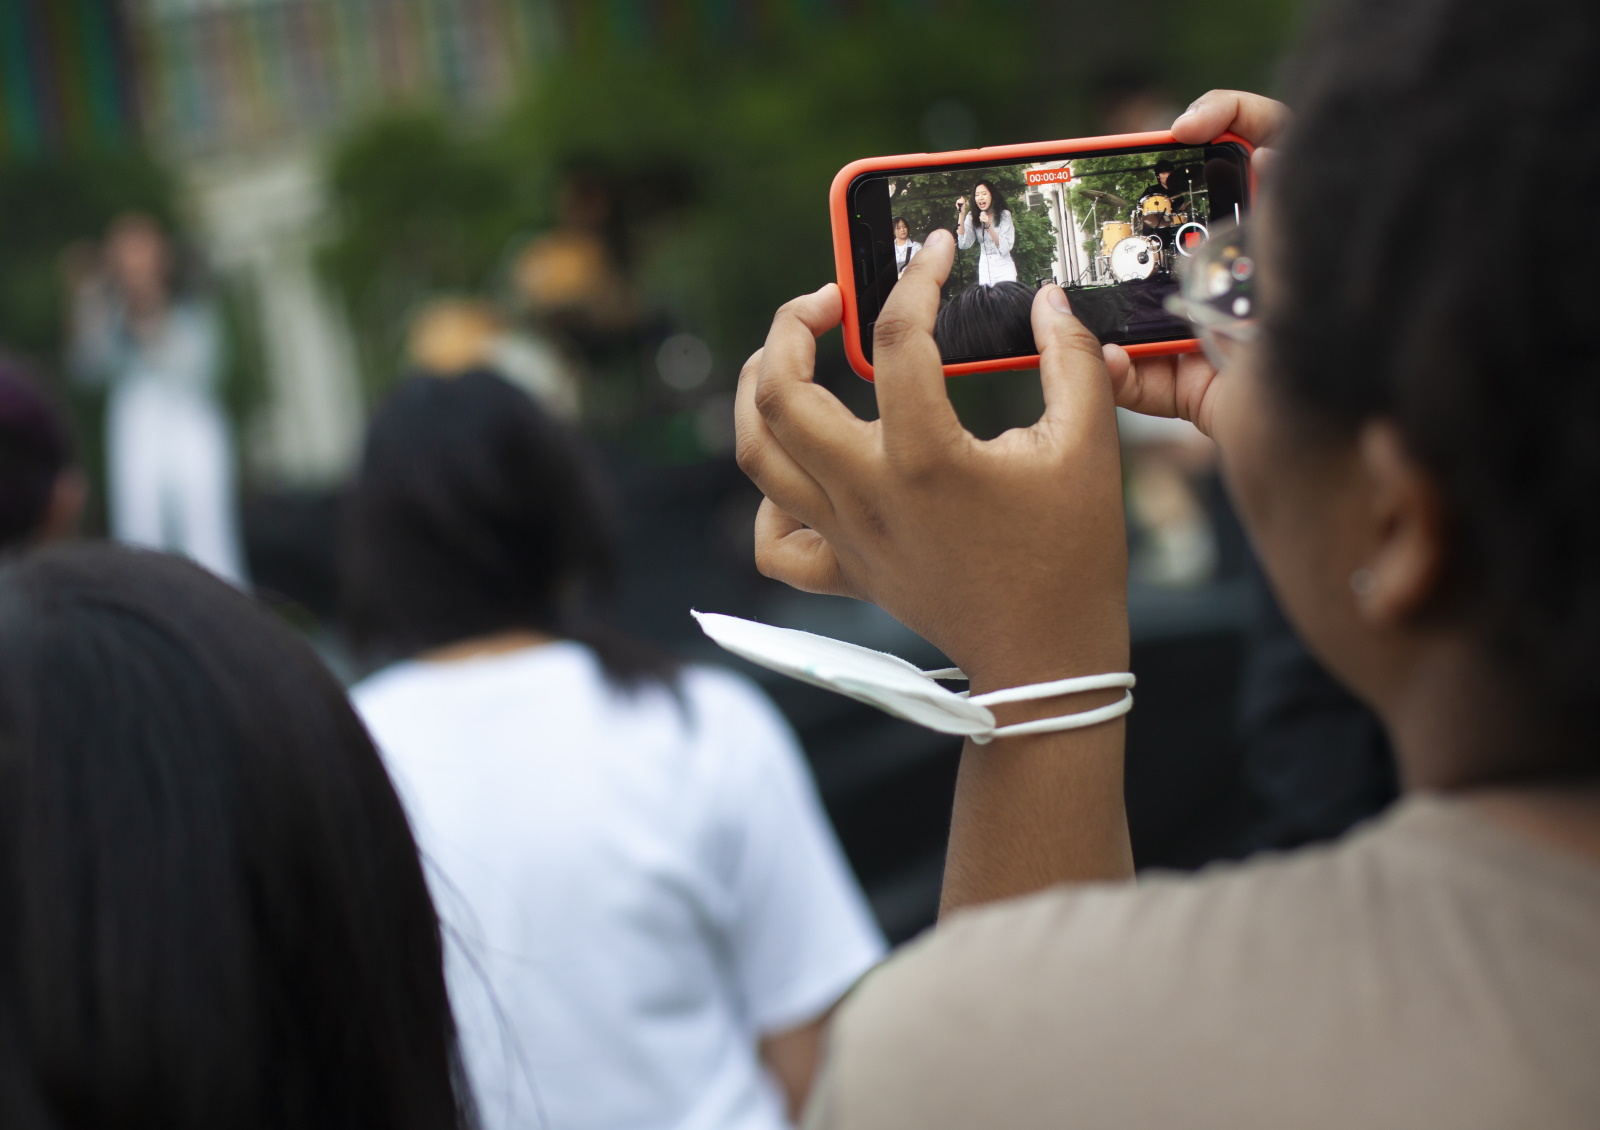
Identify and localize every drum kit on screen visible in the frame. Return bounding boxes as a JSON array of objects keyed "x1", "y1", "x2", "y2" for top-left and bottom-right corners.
[{"x1": 1076, "y1": 181, "x2": 1210, "y2": 286}]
